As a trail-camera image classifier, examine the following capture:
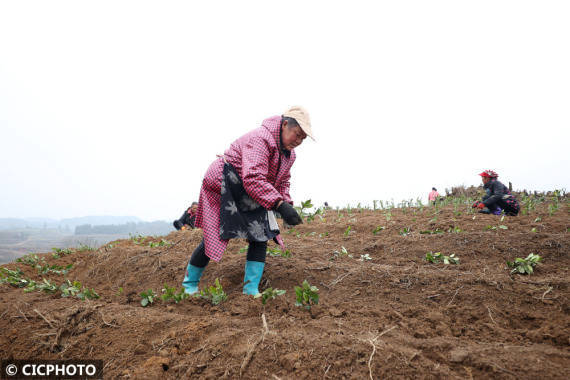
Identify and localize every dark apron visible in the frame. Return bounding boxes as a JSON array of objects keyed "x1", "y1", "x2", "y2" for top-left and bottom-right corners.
[{"x1": 219, "y1": 163, "x2": 280, "y2": 242}]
